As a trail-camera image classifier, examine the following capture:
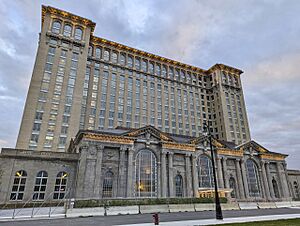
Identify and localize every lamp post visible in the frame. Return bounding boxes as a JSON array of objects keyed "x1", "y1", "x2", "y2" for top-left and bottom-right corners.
[{"x1": 203, "y1": 122, "x2": 223, "y2": 220}]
